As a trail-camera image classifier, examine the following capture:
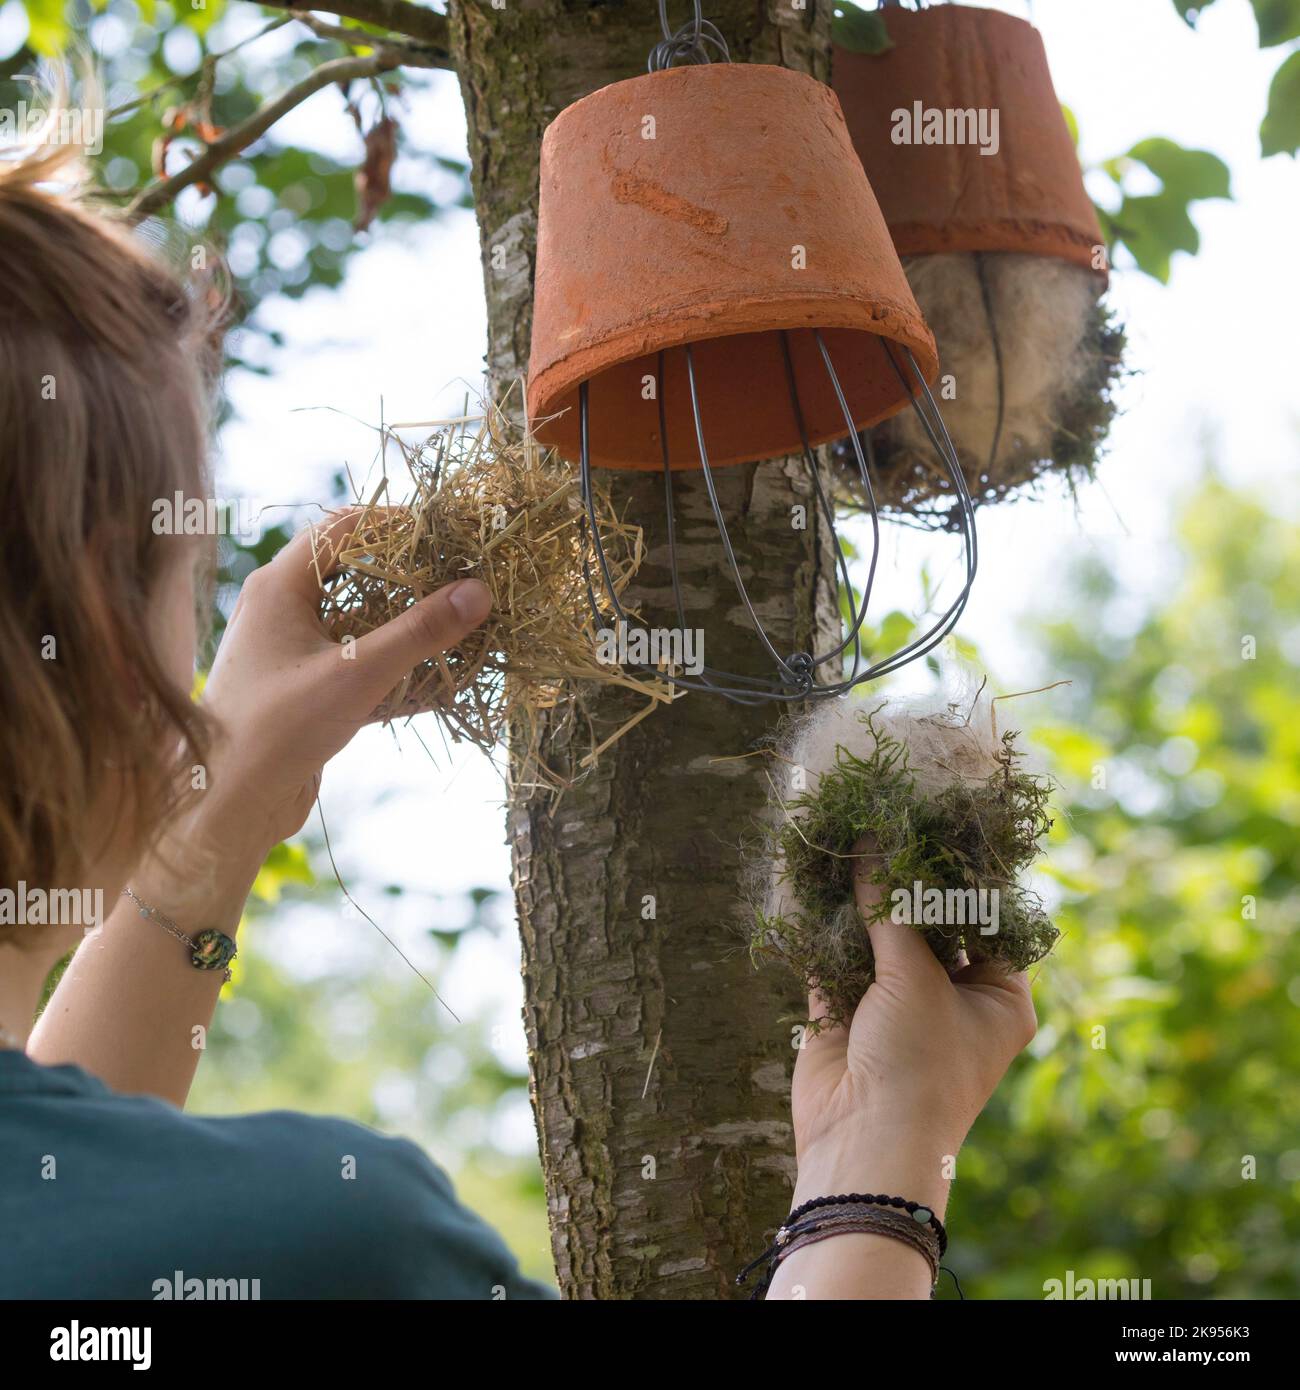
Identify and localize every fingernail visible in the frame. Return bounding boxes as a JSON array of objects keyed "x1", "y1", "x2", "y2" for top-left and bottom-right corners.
[{"x1": 447, "y1": 578, "x2": 491, "y2": 624}]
